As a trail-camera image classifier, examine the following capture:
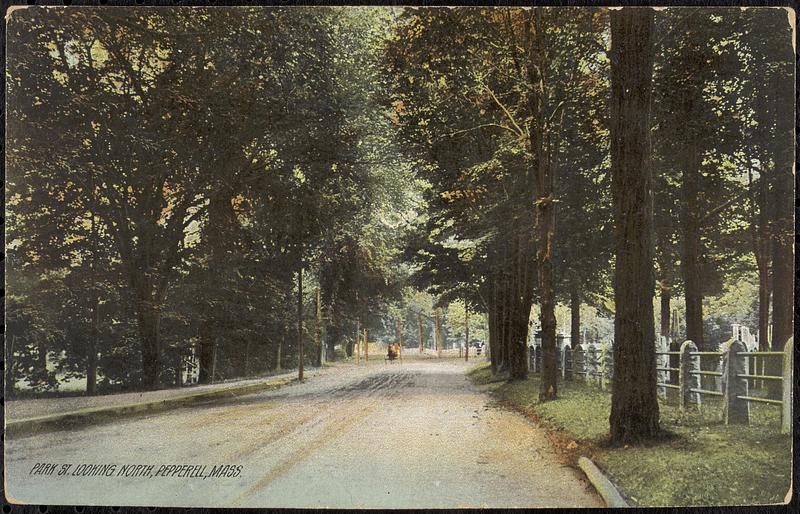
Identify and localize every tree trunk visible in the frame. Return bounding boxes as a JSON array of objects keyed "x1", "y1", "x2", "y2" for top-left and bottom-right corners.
[
  {"x1": 244, "y1": 338, "x2": 251, "y2": 377},
  {"x1": 38, "y1": 335, "x2": 47, "y2": 383},
  {"x1": 510, "y1": 229, "x2": 533, "y2": 382},
  {"x1": 314, "y1": 288, "x2": 322, "y2": 367},
  {"x1": 136, "y1": 295, "x2": 162, "y2": 390},
  {"x1": 326, "y1": 321, "x2": 339, "y2": 362},
  {"x1": 488, "y1": 302, "x2": 498, "y2": 373},
  {"x1": 275, "y1": 322, "x2": 285, "y2": 371},
  {"x1": 536, "y1": 187, "x2": 557, "y2": 396},
  {"x1": 363, "y1": 328, "x2": 369, "y2": 363},
  {"x1": 355, "y1": 320, "x2": 360, "y2": 363},
  {"x1": 199, "y1": 322, "x2": 216, "y2": 383},
  {"x1": 659, "y1": 285, "x2": 671, "y2": 339},
  {"x1": 748, "y1": 164, "x2": 772, "y2": 351},
  {"x1": 570, "y1": 287, "x2": 581, "y2": 350},
  {"x1": 434, "y1": 307, "x2": 442, "y2": 358},
  {"x1": 418, "y1": 315, "x2": 424, "y2": 354},
  {"x1": 464, "y1": 305, "x2": 470, "y2": 362},
  {"x1": 87, "y1": 295, "x2": 99, "y2": 395},
  {"x1": 609, "y1": 7, "x2": 660, "y2": 444},
  {"x1": 681, "y1": 154, "x2": 704, "y2": 349},
  {"x1": 769, "y1": 37, "x2": 794, "y2": 355},
  {"x1": 297, "y1": 265, "x2": 304, "y2": 381},
  {"x1": 87, "y1": 209, "x2": 99, "y2": 396}
]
